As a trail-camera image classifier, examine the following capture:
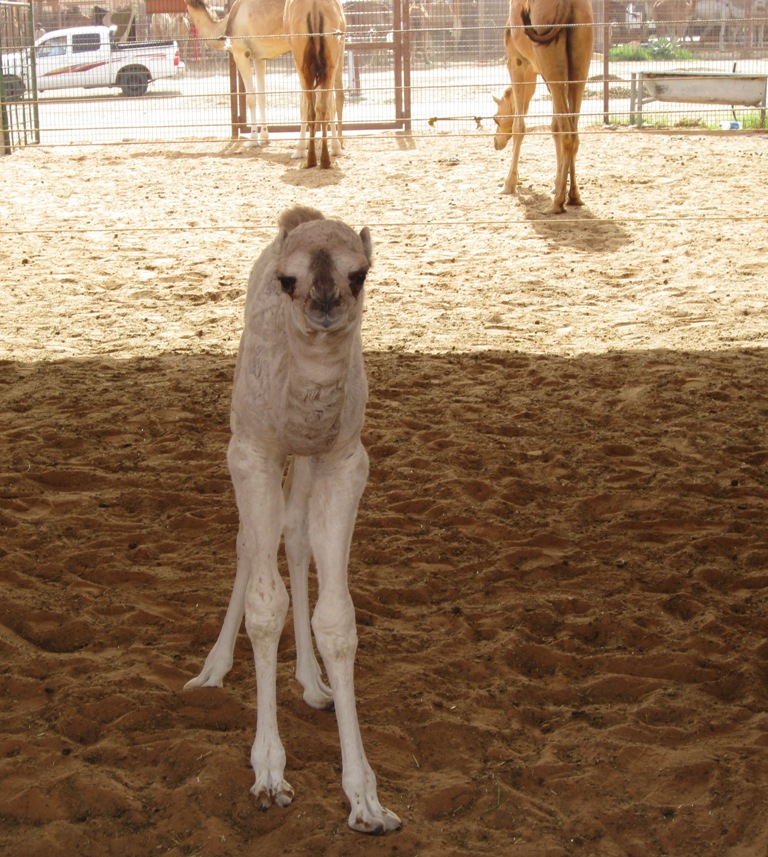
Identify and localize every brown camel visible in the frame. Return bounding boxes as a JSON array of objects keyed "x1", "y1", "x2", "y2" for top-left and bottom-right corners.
[
  {"x1": 493, "y1": 0, "x2": 593, "y2": 214},
  {"x1": 184, "y1": 0, "x2": 343, "y2": 154},
  {"x1": 284, "y1": 0, "x2": 346, "y2": 168}
]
